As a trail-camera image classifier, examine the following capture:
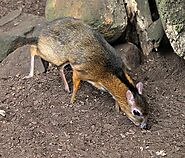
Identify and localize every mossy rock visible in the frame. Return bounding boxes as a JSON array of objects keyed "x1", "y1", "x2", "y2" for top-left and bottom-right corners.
[
  {"x1": 45, "y1": 0, "x2": 127, "y2": 42},
  {"x1": 156, "y1": 0, "x2": 185, "y2": 58}
]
